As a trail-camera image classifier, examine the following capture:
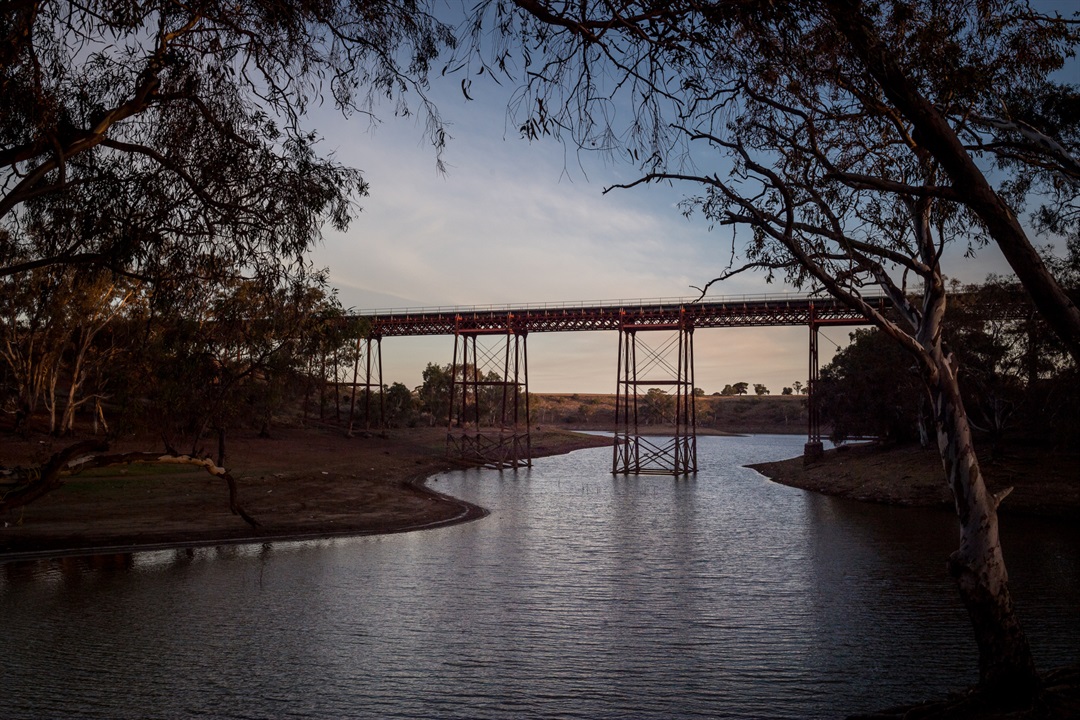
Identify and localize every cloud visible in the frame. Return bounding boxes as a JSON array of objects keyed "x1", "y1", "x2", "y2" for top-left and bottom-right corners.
[
  {"x1": 303, "y1": 85, "x2": 1011, "y2": 393},
  {"x1": 310, "y1": 100, "x2": 772, "y2": 312}
]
